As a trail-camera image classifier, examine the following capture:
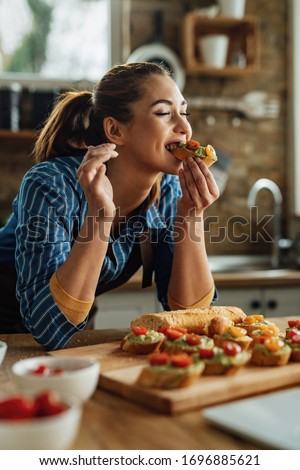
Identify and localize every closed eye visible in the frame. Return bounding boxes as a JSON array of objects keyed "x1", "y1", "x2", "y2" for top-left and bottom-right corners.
[{"x1": 155, "y1": 112, "x2": 190, "y2": 116}]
